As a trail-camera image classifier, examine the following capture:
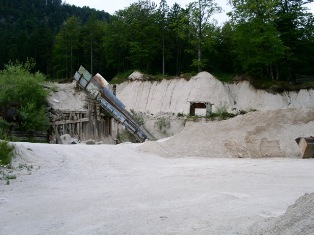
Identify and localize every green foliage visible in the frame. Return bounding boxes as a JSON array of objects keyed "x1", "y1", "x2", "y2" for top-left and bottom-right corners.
[
  {"x1": 117, "y1": 130, "x2": 138, "y2": 143},
  {"x1": 0, "y1": 61, "x2": 49, "y2": 132},
  {"x1": 19, "y1": 102, "x2": 49, "y2": 131},
  {"x1": 233, "y1": 20, "x2": 286, "y2": 79},
  {"x1": 229, "y1": 0, "x2": 314, "y2": 80},
  {"x1": 0, "y1": 0, "x2": 109, "y2": 76},
  {"x1": 229, "y1": 0, "x2": 287, "y2": 79},
  {"x1": 0, "y1": 118, "x2": 11, "y2": 139},
  {"x1": 155, "y1": 116, "x2": 170, "y2": 134},
  {"x1": 1, "y1": 0, "x2": 314, "y2": 83},
  {"x1": 187, "y1": 0, "x2": 222, "y2": 71},
  {"x1": 110, "y1": 71, "x2": 134, "y2": 84},
  {"x1": 274, "y1": 0, "x2": 314, "y2": 79},
  {"x1": 5, "y1": 174, "x2": 16, "y2": 180},
  {"x1": 0, "y1": 61, "x2": 47, "y2": 107},
  {"x1": 212, "y1": 72, "x2": 236, "y2": 83},
  {"x1": 104, "y1": 1, "x2": 161, "y2": 75},
  {"x1": 210, "y1": 105, "x2": 235, "y2": 120},
  {"x1": 0, "y1": 141, "x2": 14, "y2": 166},
  {"x1": 130, "y1": 110, "x2": 145, "y2": 126},
  {"x1": 53, "y1": 16, "x2": 82, "y2": 79}
]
